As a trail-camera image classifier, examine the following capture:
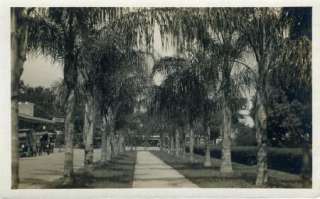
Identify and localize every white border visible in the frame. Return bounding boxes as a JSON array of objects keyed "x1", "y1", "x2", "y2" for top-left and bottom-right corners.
[{"x1": 0, "y1": 1, "x2": 319, "y2": 198}]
